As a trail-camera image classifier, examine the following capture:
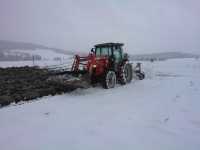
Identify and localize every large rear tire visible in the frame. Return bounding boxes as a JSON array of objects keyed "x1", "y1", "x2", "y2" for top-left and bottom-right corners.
[
  {"x1": 102, "y1": 70, "x2": 116, "y2": 89},
  {"x1": 119, "y1": 63, "x2": 133, "y2": 85}
]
